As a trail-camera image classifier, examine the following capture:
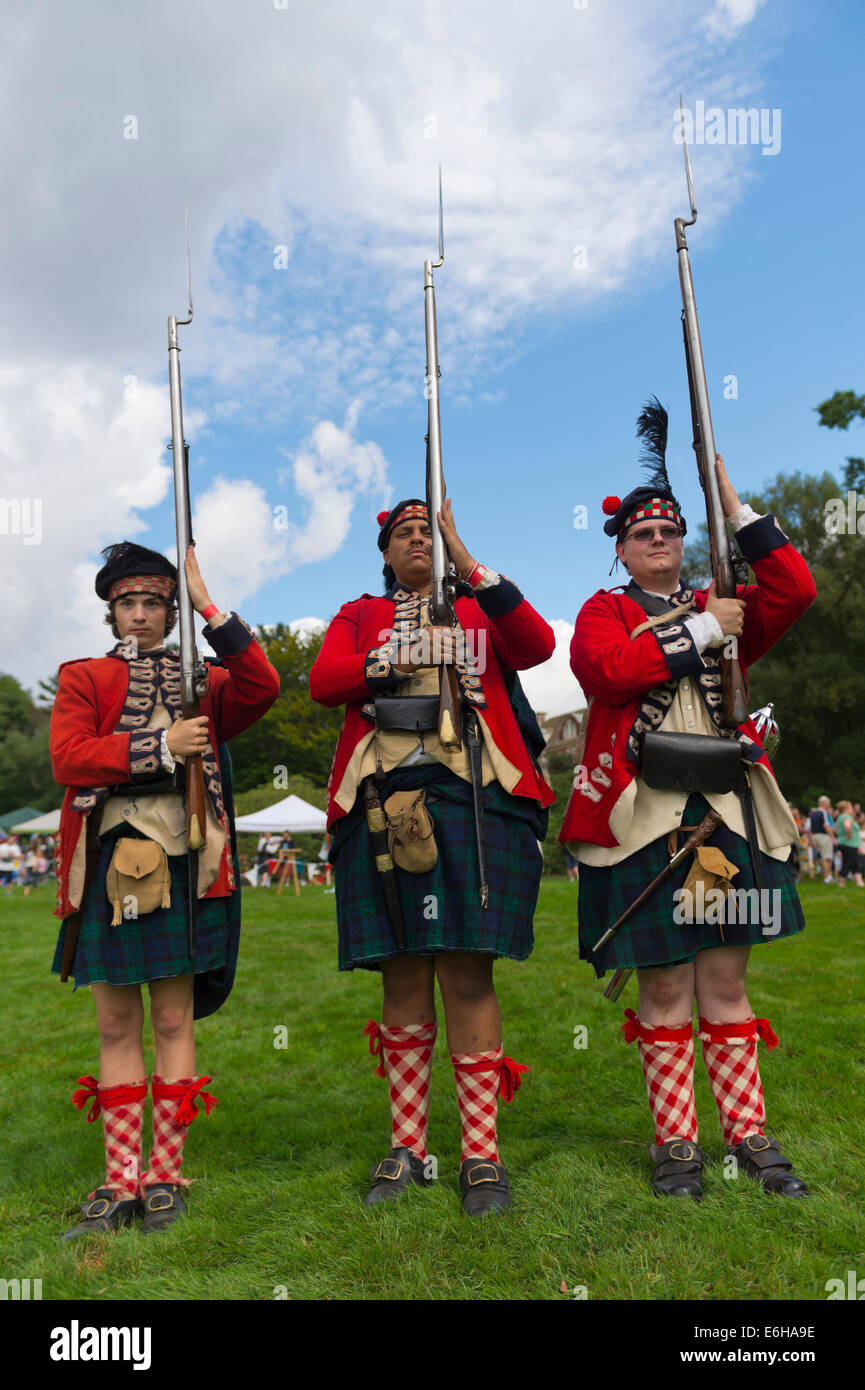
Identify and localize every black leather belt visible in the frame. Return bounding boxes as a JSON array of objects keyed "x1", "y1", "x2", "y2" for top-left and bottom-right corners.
[
  {"x1": 106, "y1": 768, "x2": 184, "y2": 798},
  {"x1": 373, "y1": 695, "x2": 440, "y2": 733}
]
